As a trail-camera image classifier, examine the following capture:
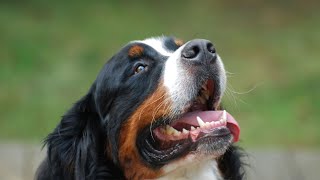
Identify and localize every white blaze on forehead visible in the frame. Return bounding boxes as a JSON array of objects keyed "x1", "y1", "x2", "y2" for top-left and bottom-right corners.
[
  {"x1": 136, "y1": 37, "x2": 187, "y2": 96},
  {"x1": 216, "y1": 55, "x2": 227, "y2": 95},
  {"x1": 163, "y1": 45, "x2": 186, "y2": 94},
  {"x1": 136, "y1": 37, "x2": 173, "y2": 56}
]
